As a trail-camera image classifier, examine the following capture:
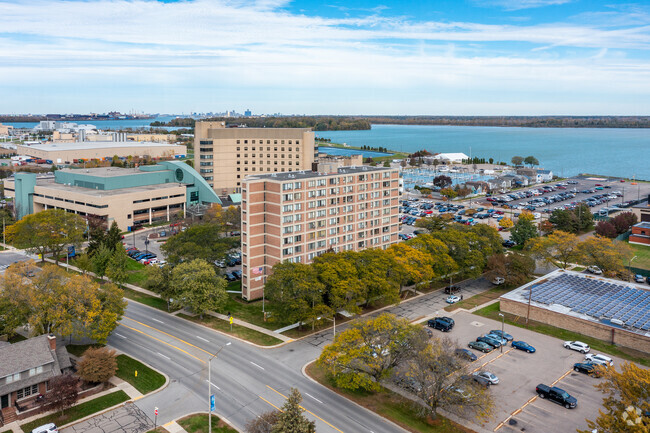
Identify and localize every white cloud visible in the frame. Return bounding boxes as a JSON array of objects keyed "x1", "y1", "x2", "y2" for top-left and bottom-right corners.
[{"x1": 479, "y1": 0, "x2": 573, "y2": 11}]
